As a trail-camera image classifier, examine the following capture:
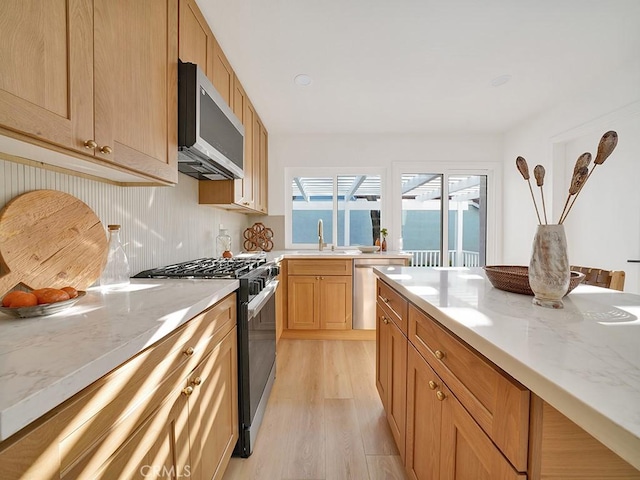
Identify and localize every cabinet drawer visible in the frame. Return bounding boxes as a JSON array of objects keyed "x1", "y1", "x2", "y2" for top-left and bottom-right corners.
[
  {"x1": 0, "y1": 293, "x2": 237, "y2": 478},
  {"x1": 408, "y1": 304, "x2": 529, "y2": 472},
  {"x1": 58, "y1": 293, "x2": 237, "y2": 473},
  {"x1": 287, "y1": 259, "x2": 353, "y2": 276},
  {"x1": 377, "y1": 280, "x2": 408, "y2": 335}
]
